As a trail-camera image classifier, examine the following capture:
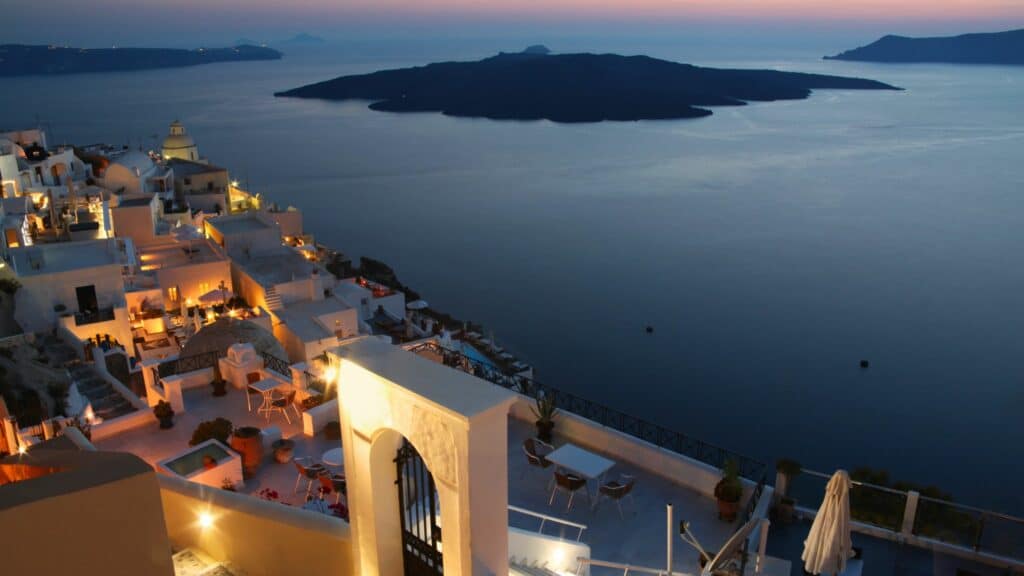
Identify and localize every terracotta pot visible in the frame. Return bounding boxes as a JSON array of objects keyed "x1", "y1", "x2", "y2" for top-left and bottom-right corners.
[
  {"x1": 211, "y1": 379, "x2": 227, "y2": 397},
  {"x1": 273, "y1": 439, "x2": 295, "y2": 464},
  {"x1": 230, "y1": 427, "x2": 263, "y2": 478},
  {"x1": 535, "y1": 420, "x2": 554, "y2": 443},
  {"x1": 717, "y1": 498, "x2": 739, "y2": 522},
  {"x1": 158, "y1": 415, "x2": 174, "y2": 429}
]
